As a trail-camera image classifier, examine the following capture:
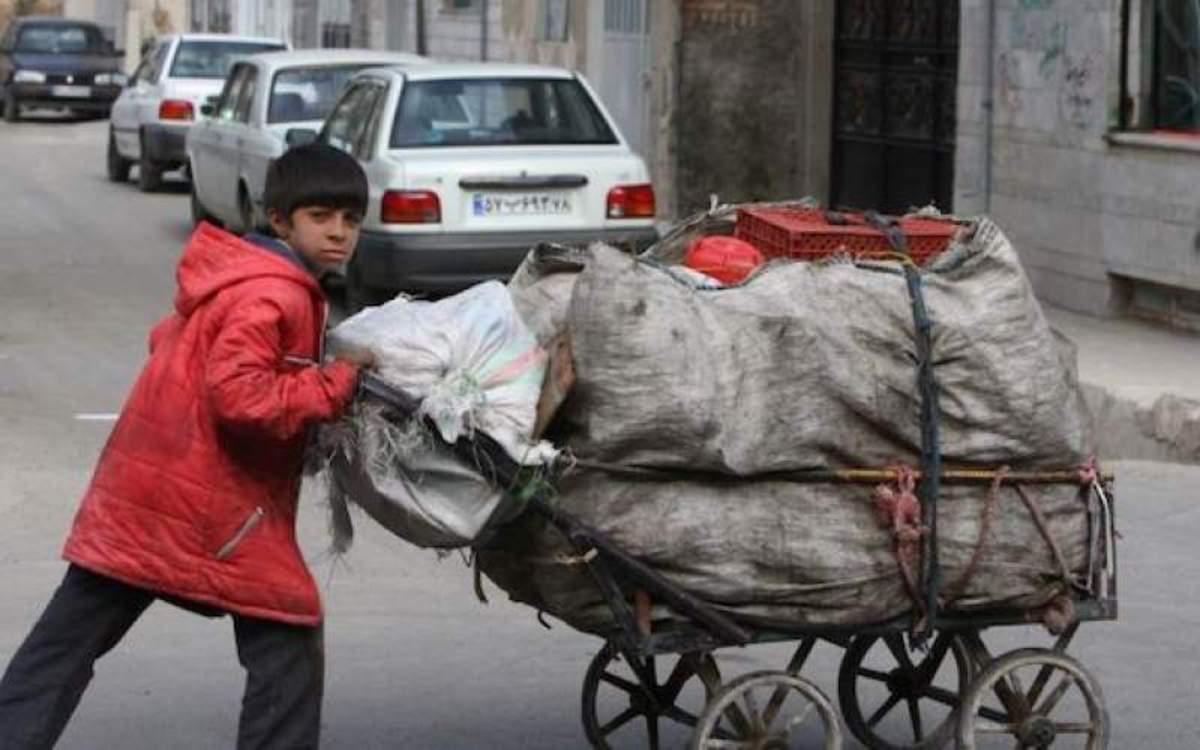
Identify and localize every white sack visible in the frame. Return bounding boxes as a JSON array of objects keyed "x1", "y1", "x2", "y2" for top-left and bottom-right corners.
[{"x1": 325, "y1": 282, "x2": 557, "y2": 548}]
